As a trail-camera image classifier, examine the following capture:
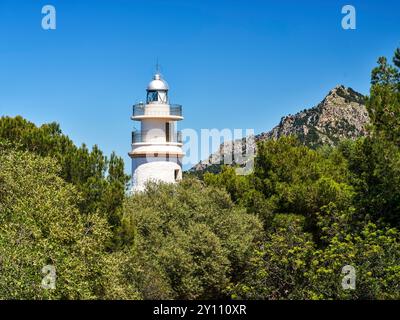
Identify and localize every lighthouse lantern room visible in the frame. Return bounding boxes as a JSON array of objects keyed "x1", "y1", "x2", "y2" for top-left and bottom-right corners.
[{"x1": 129, "y1": 73, "x2": 184, "y2": 192}]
